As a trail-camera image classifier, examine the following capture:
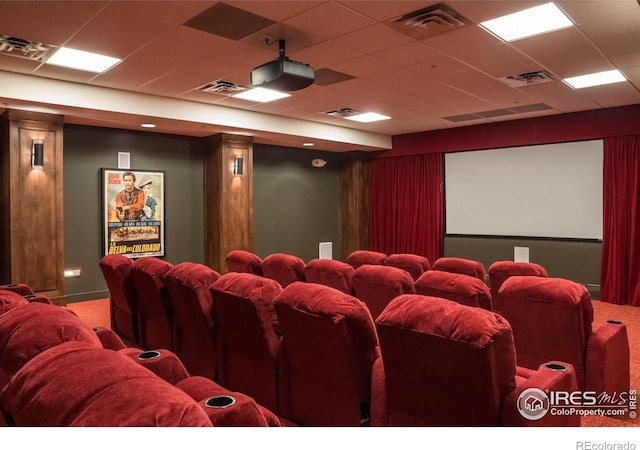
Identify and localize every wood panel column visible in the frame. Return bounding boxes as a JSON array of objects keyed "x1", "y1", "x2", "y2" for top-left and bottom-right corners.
[
  {"x1": 203, "y1": 133, "x2": 253, "y2": 273},
  {"x1": 339, "y1": 152, "x2": 371, "y2": 261},
  {"x1": 0, "y1": 110, "x2": 65, "y2": 304}
]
